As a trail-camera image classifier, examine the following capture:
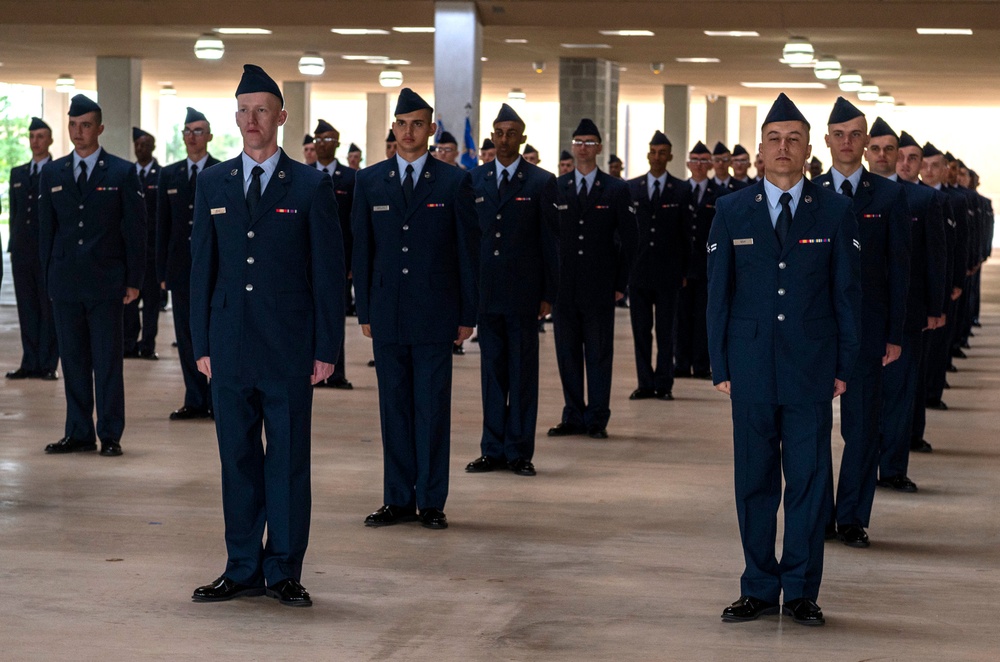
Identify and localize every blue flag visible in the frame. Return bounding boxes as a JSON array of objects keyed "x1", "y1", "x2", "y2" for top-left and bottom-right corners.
[{"x1": 461, "y1": 116, "x2": 478, "y2": 170}]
